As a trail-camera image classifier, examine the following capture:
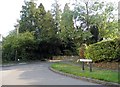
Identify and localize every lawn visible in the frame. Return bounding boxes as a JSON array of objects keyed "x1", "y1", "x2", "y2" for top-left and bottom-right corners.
[{"x1": 51, "y1": 62, "x2": 119, "y2": 83}]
